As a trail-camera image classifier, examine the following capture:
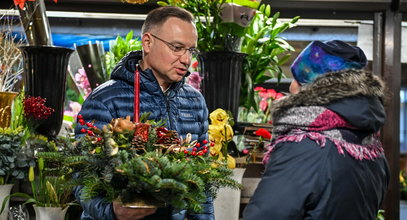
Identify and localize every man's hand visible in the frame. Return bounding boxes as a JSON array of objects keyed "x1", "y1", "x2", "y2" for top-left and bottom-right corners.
[{"x1": 113, "y1": 200, "x2": 157, "y2": 220}]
